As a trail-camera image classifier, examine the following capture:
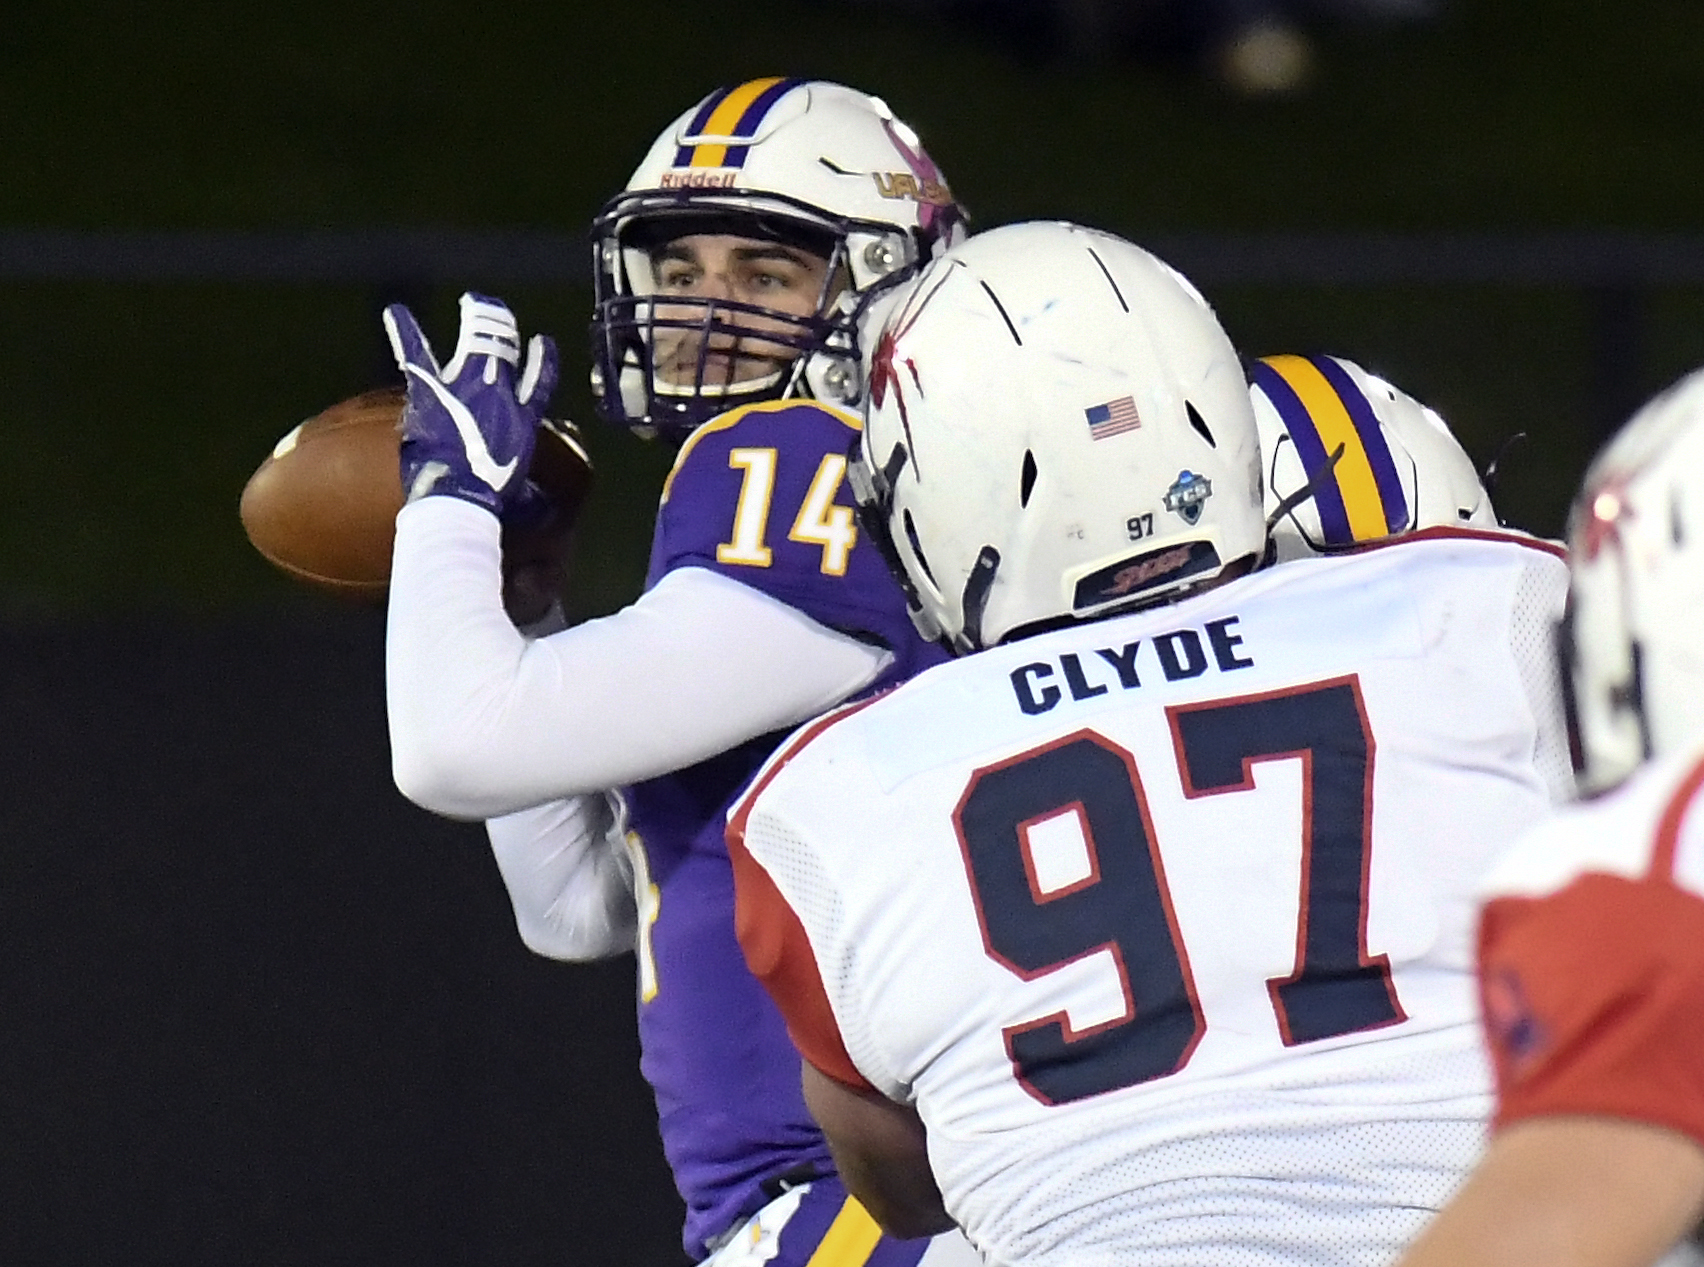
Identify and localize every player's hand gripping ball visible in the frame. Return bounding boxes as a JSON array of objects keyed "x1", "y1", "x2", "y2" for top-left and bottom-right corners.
[
  {"x1": 239, "y1": 387, "x2": 593, "y2": 605},
  {"x1": 386, "y1": 291, "x2": 557, "y2": 512}
]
